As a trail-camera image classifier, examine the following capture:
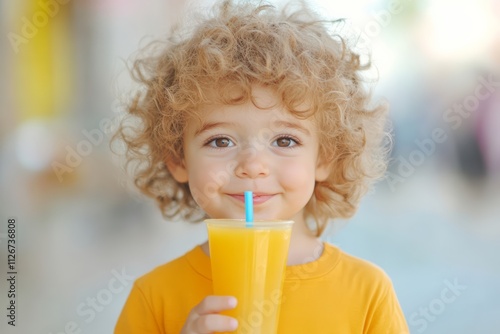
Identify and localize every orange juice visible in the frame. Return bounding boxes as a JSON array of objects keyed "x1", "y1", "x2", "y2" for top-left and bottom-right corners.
[{"x1": 206, "y1": 219, "x2": 293, "y2": 334}]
